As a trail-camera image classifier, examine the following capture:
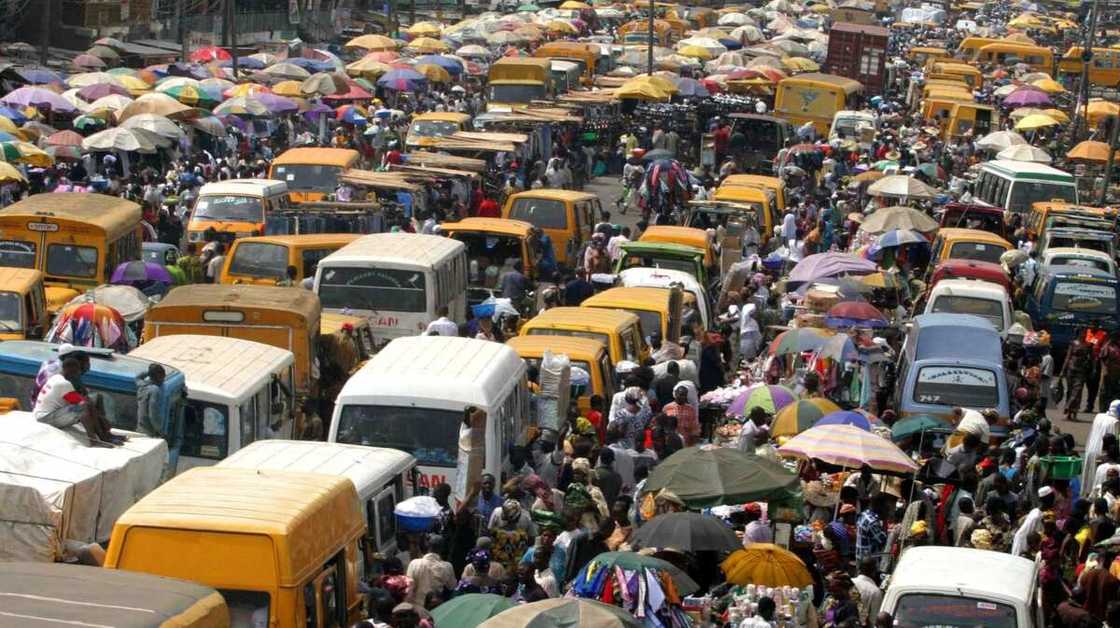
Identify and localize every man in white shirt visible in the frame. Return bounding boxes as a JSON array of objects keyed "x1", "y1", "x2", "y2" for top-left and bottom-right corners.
[
  {"x1": 532, "y1": 545, "x2": 560, "y2": 598},
  {"x1": 33, "y1": 357, "x2": 115, "y2": 444},
  {"x1": 424, "y1": 306, "x2": 459, "y2": 337},
  {"x1": 205, "y1": 242, "x2": 226, "y2": 283},
  {"x1": 852, "y1": 558, "x2": 884, "y2": 626},
  {"x1": 607, "y1": 226, "x2": 630, "y2": 262},
  {"x1": 404, "y1": 534, "x2": 456, "y2": 606},
  {"x1": 736, "y1": 406, "x2": 770, "y2": 453}
]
